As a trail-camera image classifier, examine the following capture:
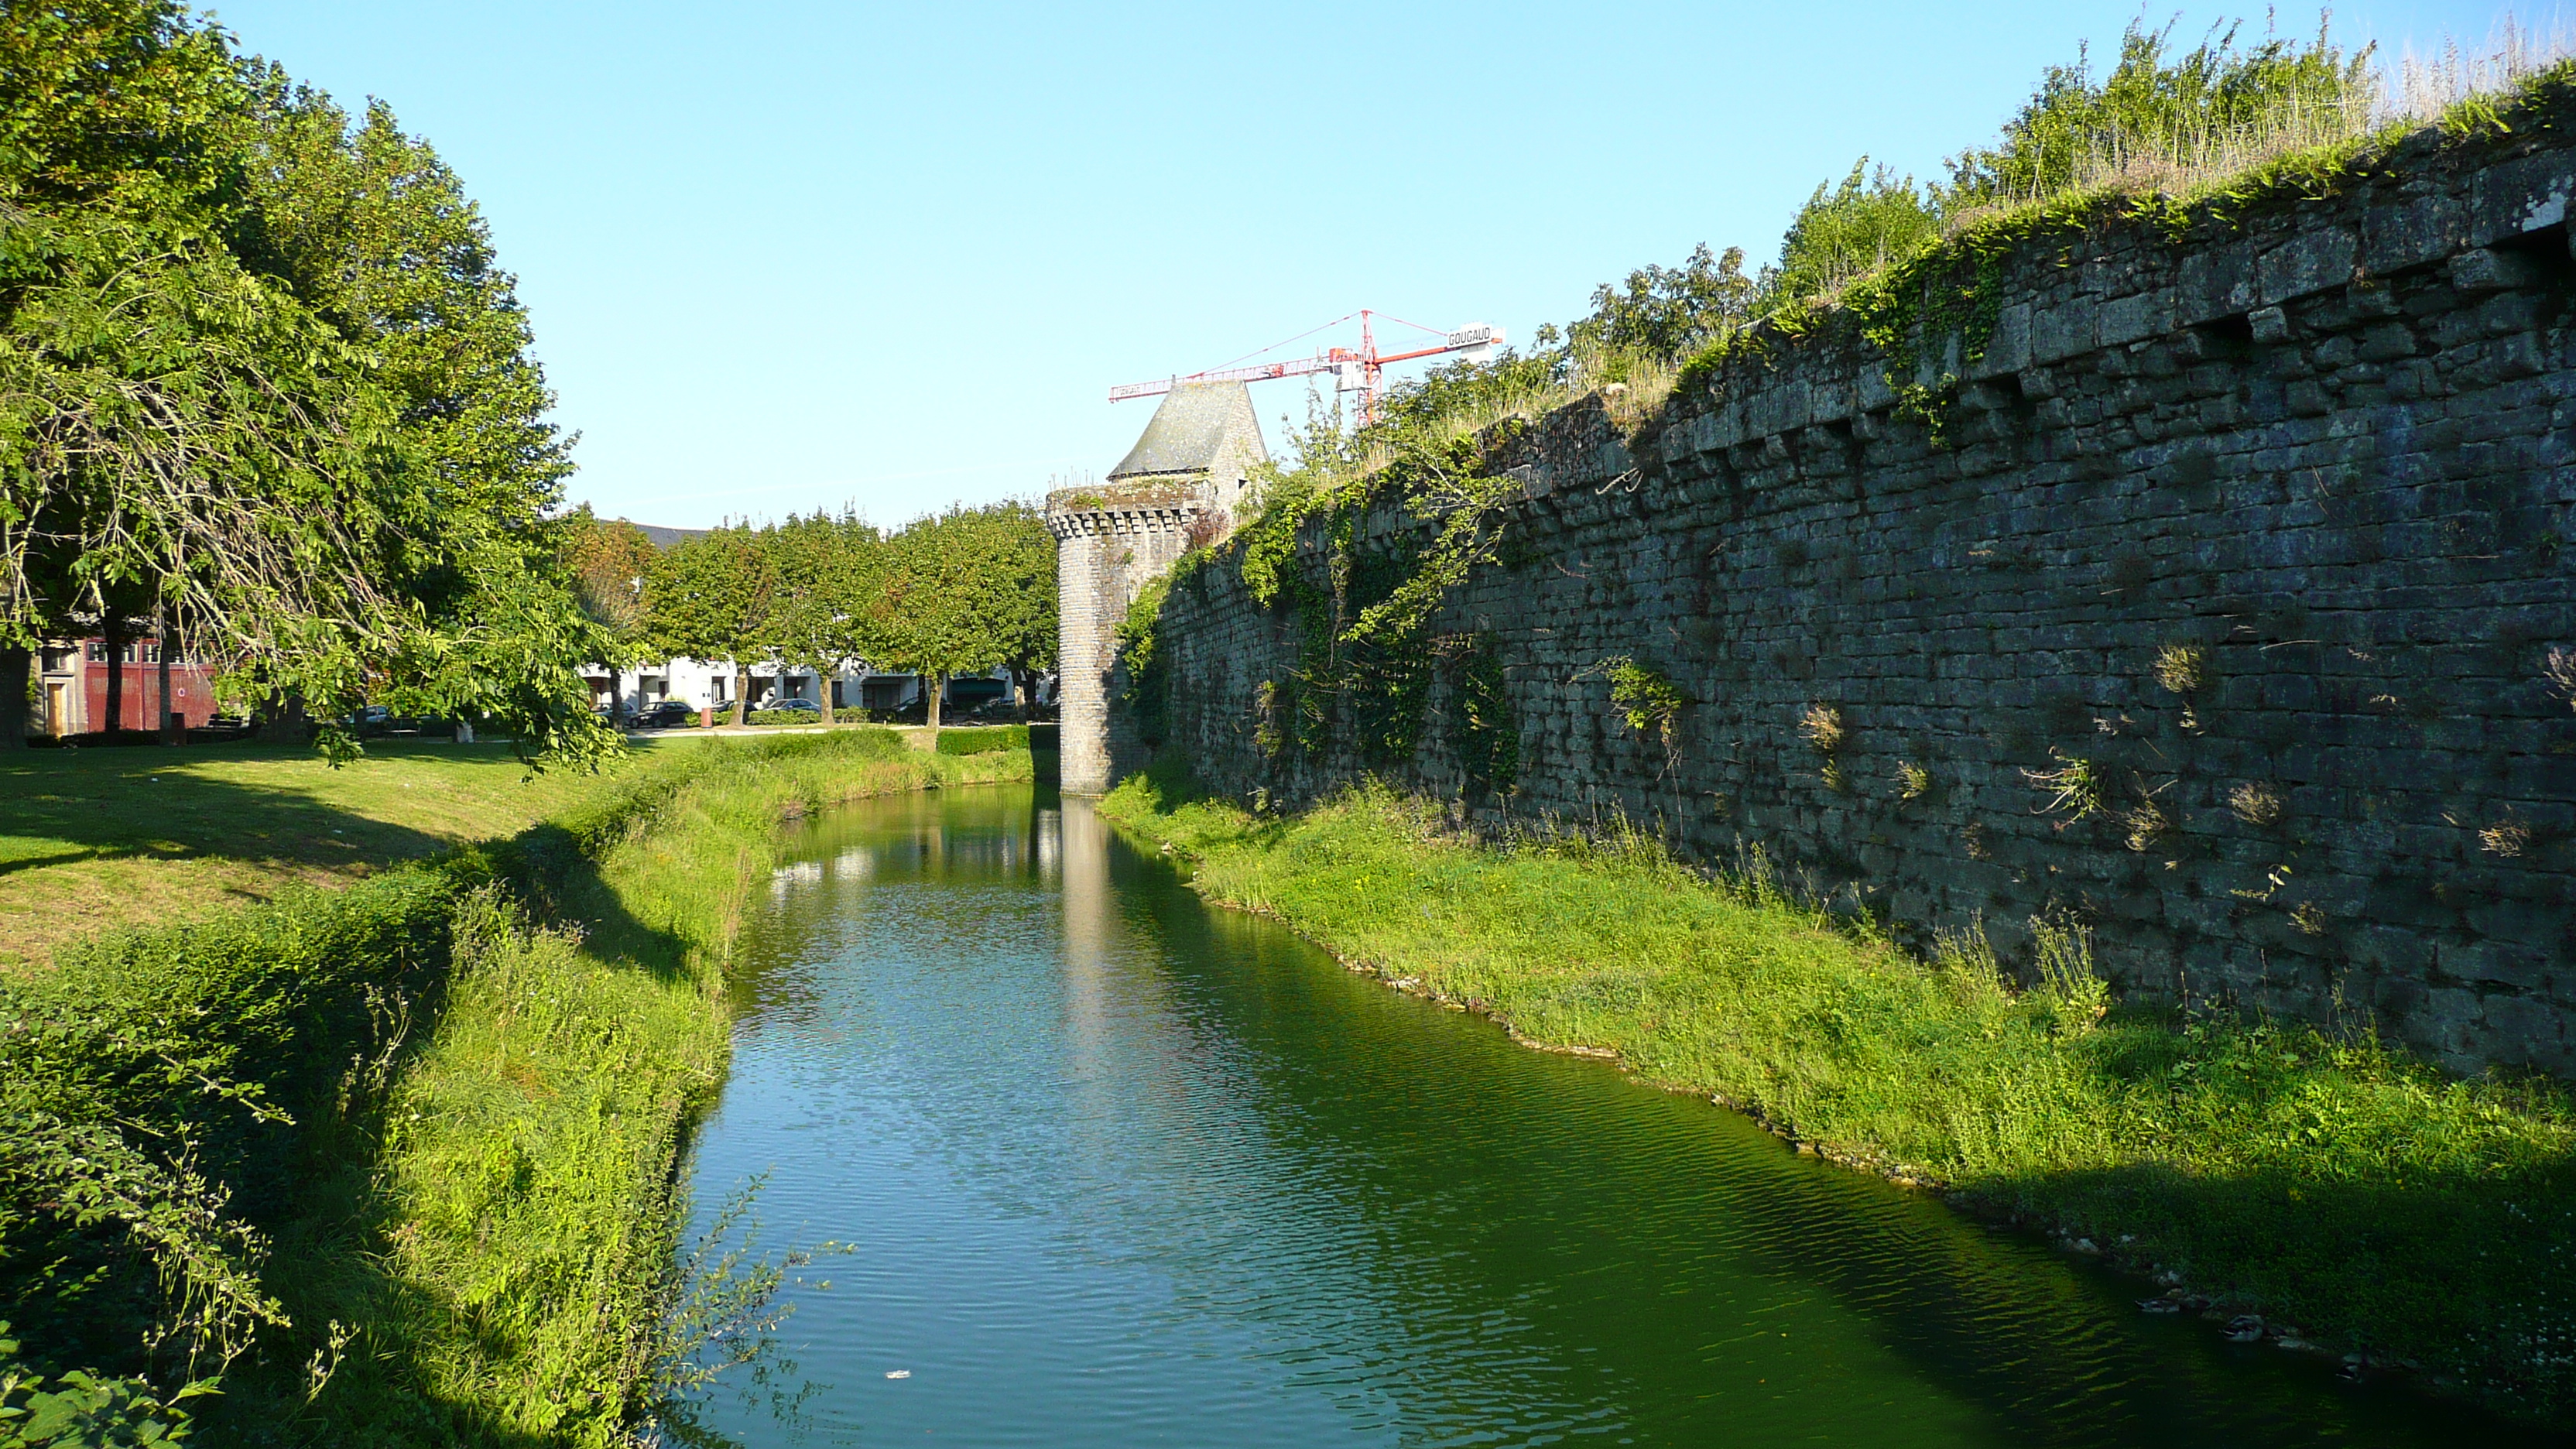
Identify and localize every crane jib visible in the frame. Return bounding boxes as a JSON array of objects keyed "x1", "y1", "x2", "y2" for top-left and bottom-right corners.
[{"x1": 1106, "y1": 318, "x2": 1505, "y2": 403}]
